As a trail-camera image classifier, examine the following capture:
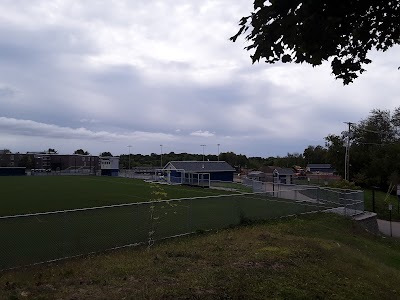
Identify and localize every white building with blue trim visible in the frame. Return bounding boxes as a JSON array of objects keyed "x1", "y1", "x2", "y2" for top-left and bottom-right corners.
[
  {"x1": 100, "y1": 156, "x2": 119, "y2": 176},
  {"x1": 162, "y1": 161, "x2": 235, "y2": 185}
]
